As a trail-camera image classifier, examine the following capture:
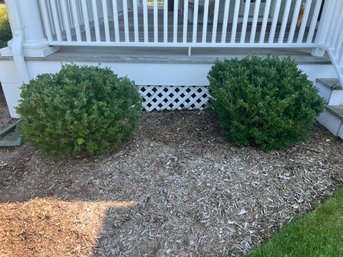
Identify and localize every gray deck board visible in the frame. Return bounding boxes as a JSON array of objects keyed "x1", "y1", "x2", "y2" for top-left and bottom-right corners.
[{"x1": 34, "y1": 46, "x2": 331, "y2": 64}]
